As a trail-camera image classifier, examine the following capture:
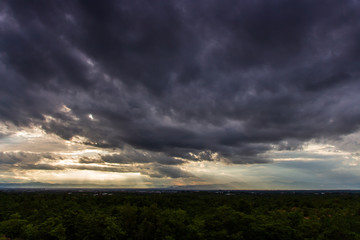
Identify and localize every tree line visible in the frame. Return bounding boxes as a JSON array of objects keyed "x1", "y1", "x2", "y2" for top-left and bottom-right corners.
[{"x1": 1, "y1": 191, "x2": 360, "y2": 239}]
